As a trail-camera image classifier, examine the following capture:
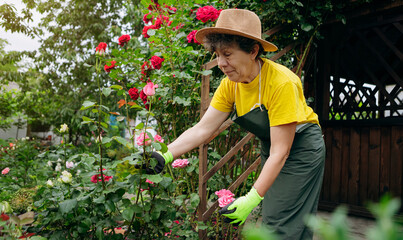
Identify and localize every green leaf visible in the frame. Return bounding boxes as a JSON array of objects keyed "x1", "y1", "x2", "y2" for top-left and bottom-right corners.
[
  {"x1": 301, "y1": 23, "x2": 314, "y2": 32},
  {"x1": 82, "y1": 116, "x2": 94, "y2": 123},
  {"x1": 159, "y1": 142, "x2": 168, "y2": 153},
  {"x1": 147, "y1": 29, "x2": 156, "y2": 36},
  {"x1": 173, "y1": 96, "x2": 191, "y2": 106},
  {"x1": 96, "y1": 226, "x2": 104, "y2": 240},
  {"x1": 114, "y1": 136, "x2": 132, "y2": 148},
  {"x1": 80, "y1": 100, "x2": 96, "y2": 110},
  {"x1": 105, "y1": 200, "x2": 116, "y2": 212},
  {"x1": 135, "y1": 122, "x2": 144, "y2": 129},
  {"x1": 111, "y1": 85, "x2": 123, "y2": 90},
  {"x1": 59, "y1": 199, "x2": 77, "y2": 214},
  {"x1": 151, "y1": 142, "x2": 161, "y2": 151},
  {"x1": 100, "y1": 122, "x2": 108, "y2": 128},
  {"x1": 122, "y1": 205, "x2": 142, "y2": 221},
  {"x1": 144, "y1": 174, "x2": 163, "y2": 183},
  {"x1": 190, "y1": 193, "x2": 200, "y2": 208},
  {"x1": 102, "y1": 87, "x2": 112, "y2": 97},
  {"x1": 102, "y1": 137, "x2": 112, "y2": 144}
]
